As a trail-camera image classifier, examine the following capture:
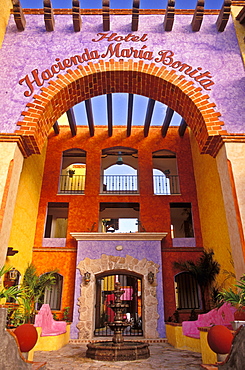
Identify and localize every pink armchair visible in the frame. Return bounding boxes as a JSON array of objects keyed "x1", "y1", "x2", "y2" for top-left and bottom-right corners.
[
  {"x1": 182, "y1": 303, "x2": 236, "y2": 339},
  {"x1": 34, "y1": 304, "x2": 67, "y2": 337}
]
